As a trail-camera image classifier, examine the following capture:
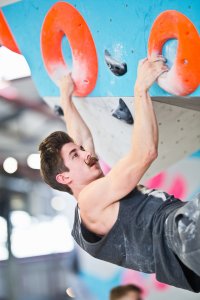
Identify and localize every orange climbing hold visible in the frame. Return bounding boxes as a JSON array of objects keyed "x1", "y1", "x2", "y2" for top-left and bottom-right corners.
[
  {"x1": 148, "y1": 10, "x2": 200, "y2": 96},
  {"x1": 0, "y1": 10, "x2": 20, "y2": 54},
  {"x1": 41, "y1": 2, "x2": 98, "y2": 97}
]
